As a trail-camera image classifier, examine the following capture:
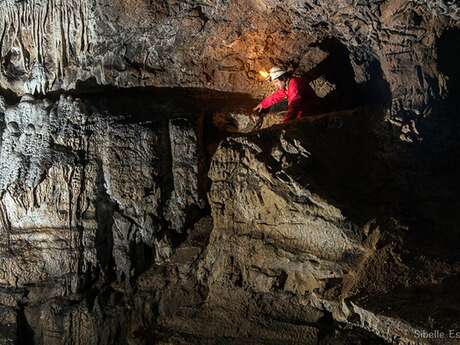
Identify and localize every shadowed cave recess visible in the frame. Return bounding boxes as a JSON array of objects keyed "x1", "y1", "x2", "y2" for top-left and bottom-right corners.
[{"x1": 0, "y1": 1, "x2": 459, "y2": 345}]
